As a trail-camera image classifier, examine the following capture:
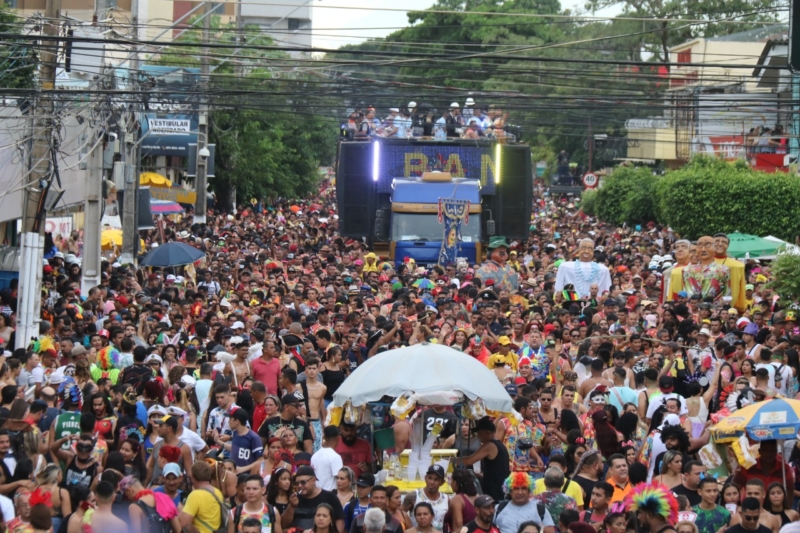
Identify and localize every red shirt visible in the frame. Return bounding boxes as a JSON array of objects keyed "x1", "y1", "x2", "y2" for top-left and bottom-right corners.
[
  {"x1": 731, "y1": 456, "x2": 795, "y2": 496},
  {"x1": 252, "y1": 401, "x2": 268, "y2": 433},
  {"x1": 251, "y1": 356, "x2": 281, "y2": 396},
  {"x1": 335, "y1": 437, "x2": 372, "y2": 478}
]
